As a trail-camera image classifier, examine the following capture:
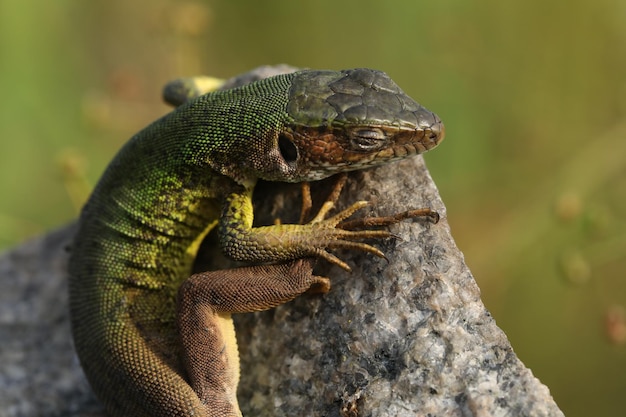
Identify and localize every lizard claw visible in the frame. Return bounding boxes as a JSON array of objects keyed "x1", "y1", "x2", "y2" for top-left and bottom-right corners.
[{"x1": 301, "y1": 175, "x2": 438, "y2": 270}]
